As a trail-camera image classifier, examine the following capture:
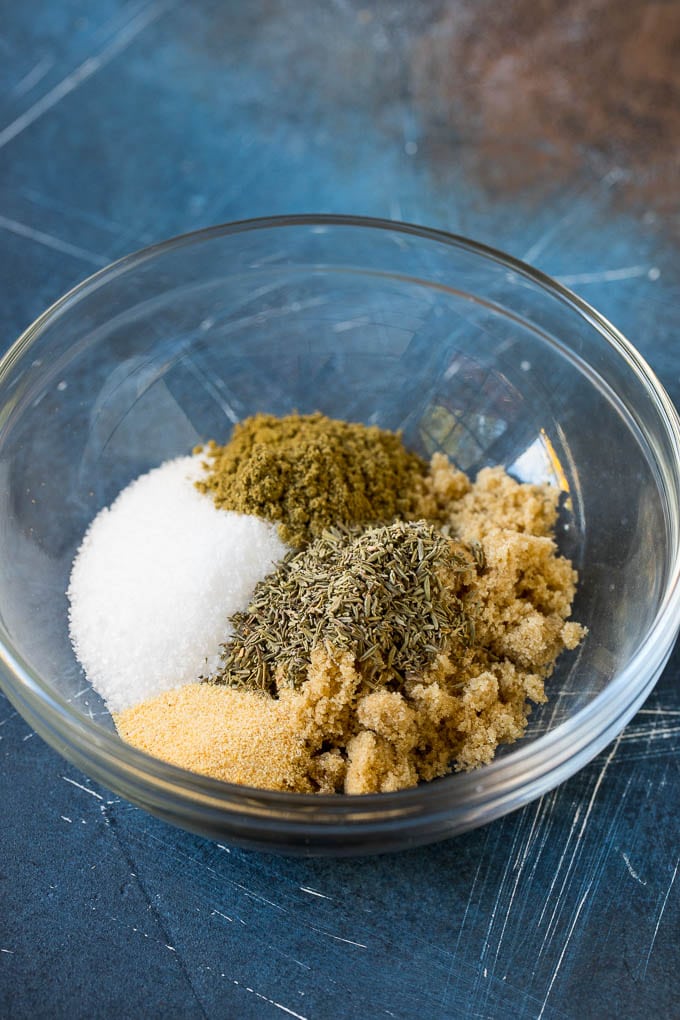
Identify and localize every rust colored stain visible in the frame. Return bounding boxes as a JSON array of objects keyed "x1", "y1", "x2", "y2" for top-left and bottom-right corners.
[{"x1": 411, "y1": 0, "x2": 680, "y2": 214}]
